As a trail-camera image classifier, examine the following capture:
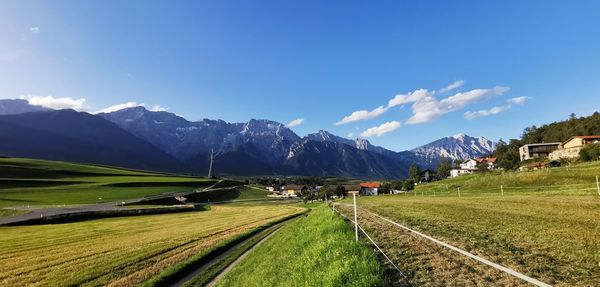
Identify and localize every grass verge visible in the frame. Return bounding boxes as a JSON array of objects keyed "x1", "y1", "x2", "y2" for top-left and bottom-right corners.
[
  {"x1": 215, "y1": 205, "x2": 387, "y2": 287},
  {"x1": 144, "y1": 211, "x2": 306, "y2": 287}
]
